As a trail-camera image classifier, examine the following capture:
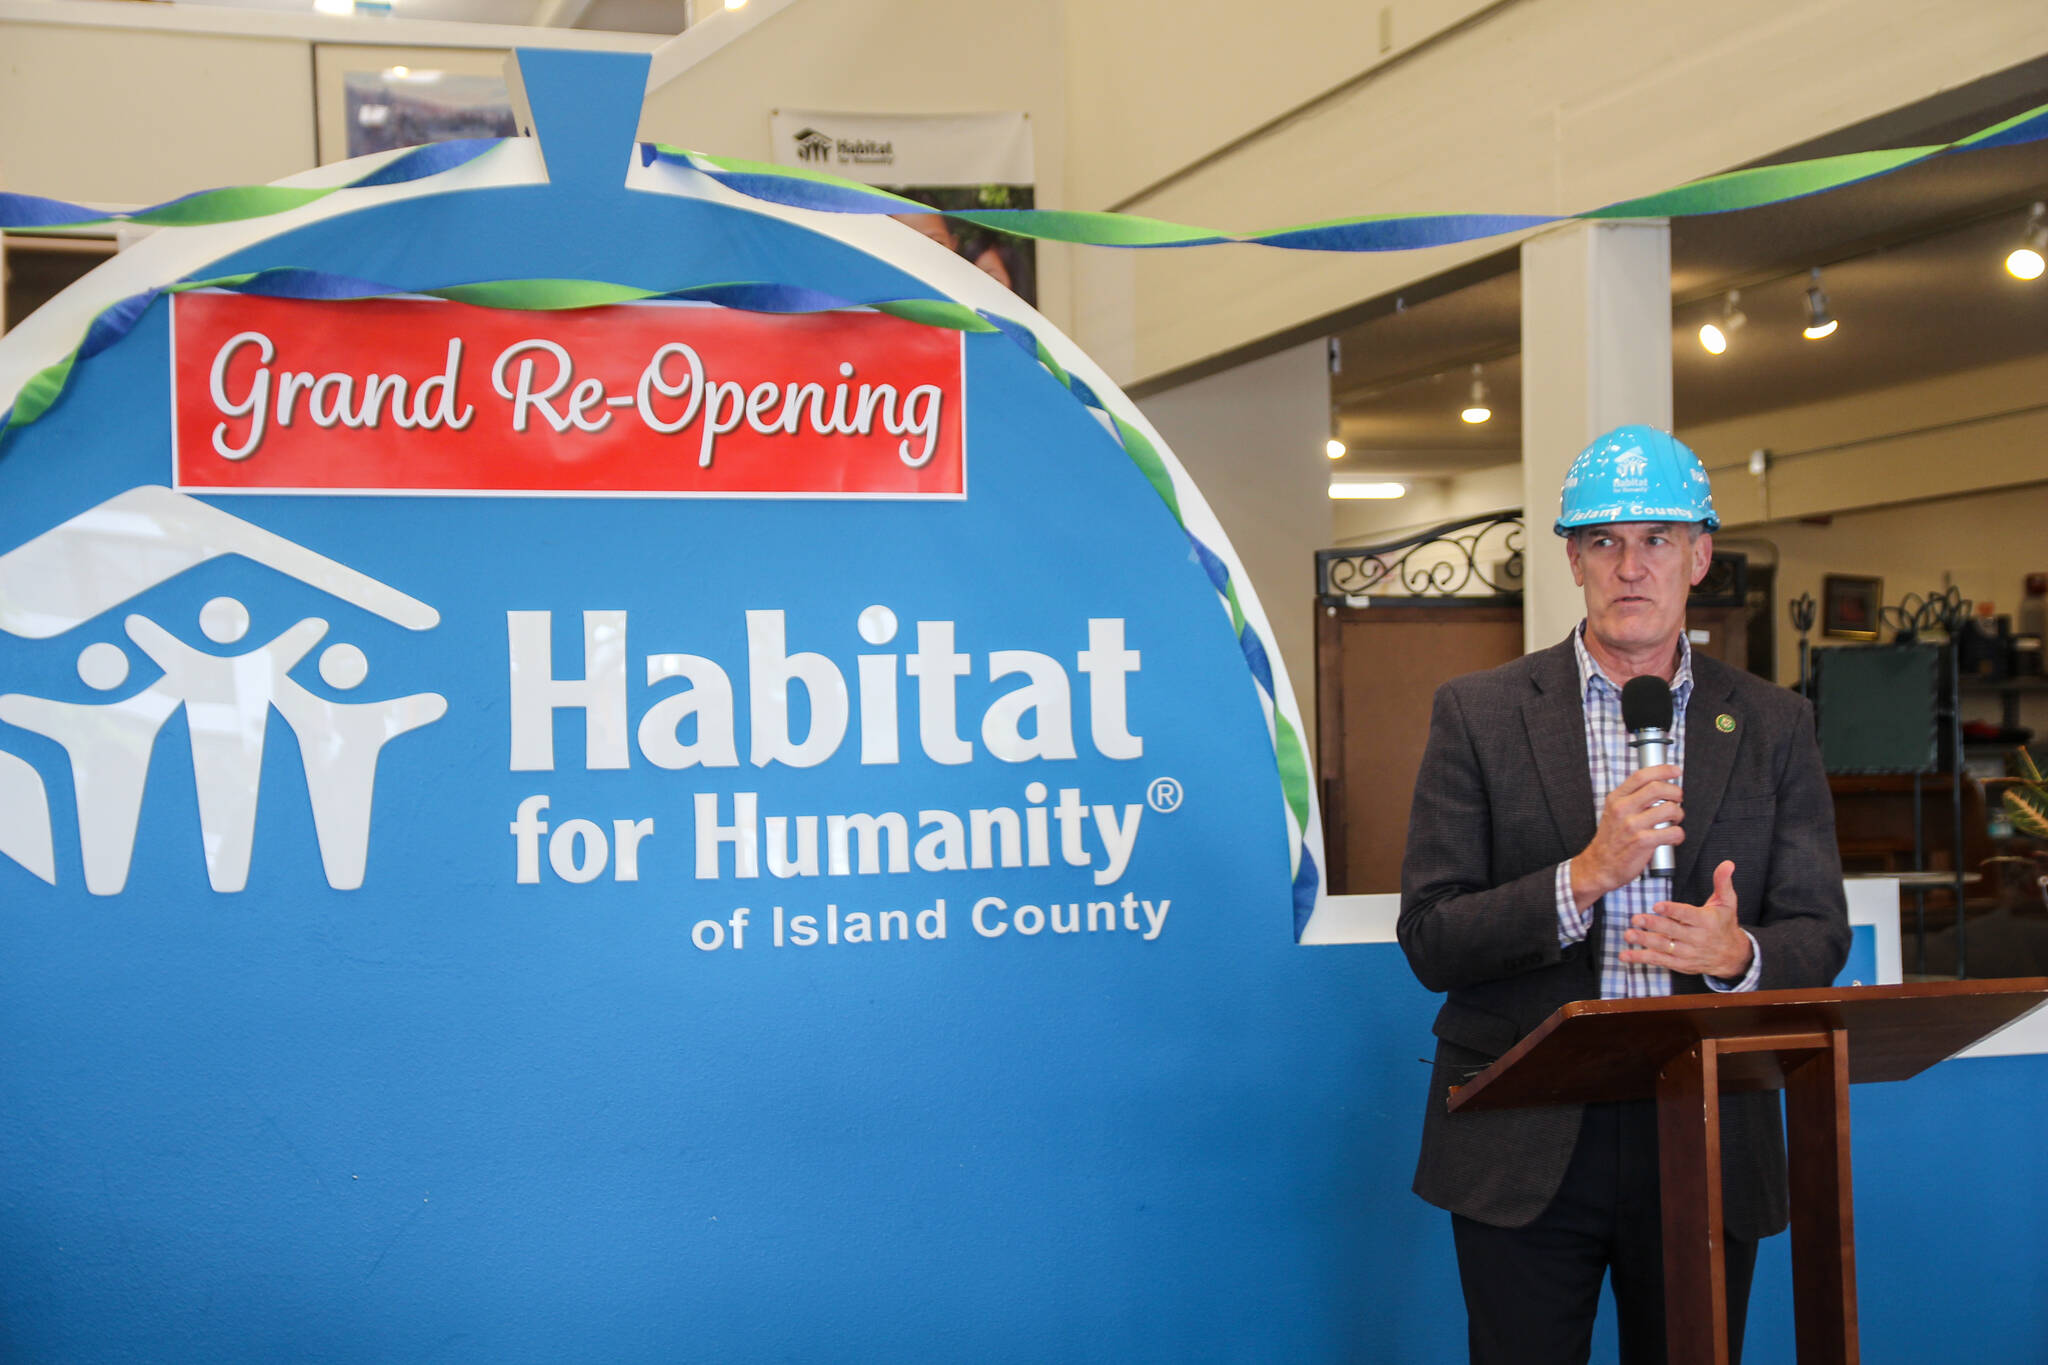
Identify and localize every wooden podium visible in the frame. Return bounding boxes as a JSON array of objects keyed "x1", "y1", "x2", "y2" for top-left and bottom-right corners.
[{"x1": 1446, "y1": 979, "x2": 2048, "y2": 1365}]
